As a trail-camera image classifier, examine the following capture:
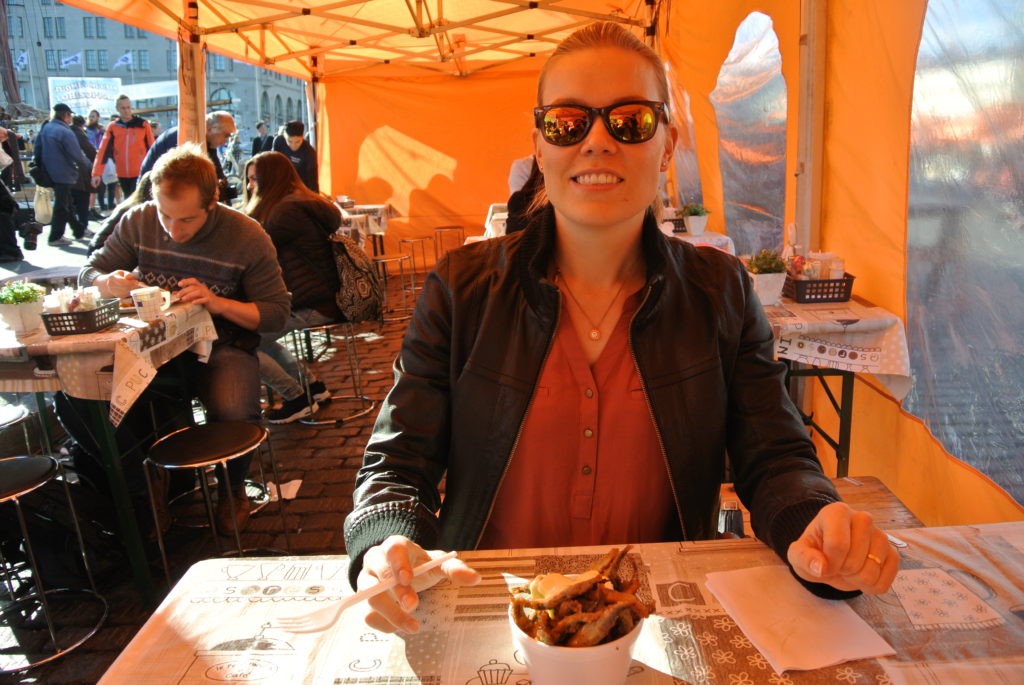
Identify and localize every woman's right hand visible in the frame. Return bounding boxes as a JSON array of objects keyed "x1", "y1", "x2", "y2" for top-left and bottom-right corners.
[{"x1": 357, "y1": 535, "x2": 481, "y2": 634}]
